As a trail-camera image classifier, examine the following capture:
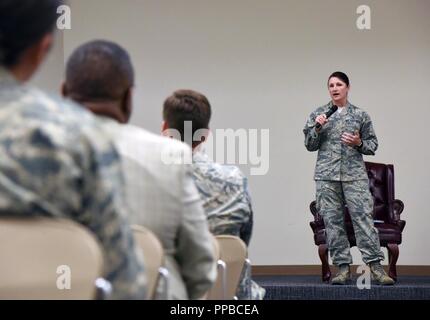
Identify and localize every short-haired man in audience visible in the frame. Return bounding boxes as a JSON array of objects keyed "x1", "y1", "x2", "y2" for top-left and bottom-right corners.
[
  {"x1": 162, "y1": 89, "x2": 265, "y2": 300},
  {"x1": 0, "y1": 0, "x2": 146, "y2": 299},
  {"x1": 62, "y1": 40, "x2": 216, "y2": 300}
]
